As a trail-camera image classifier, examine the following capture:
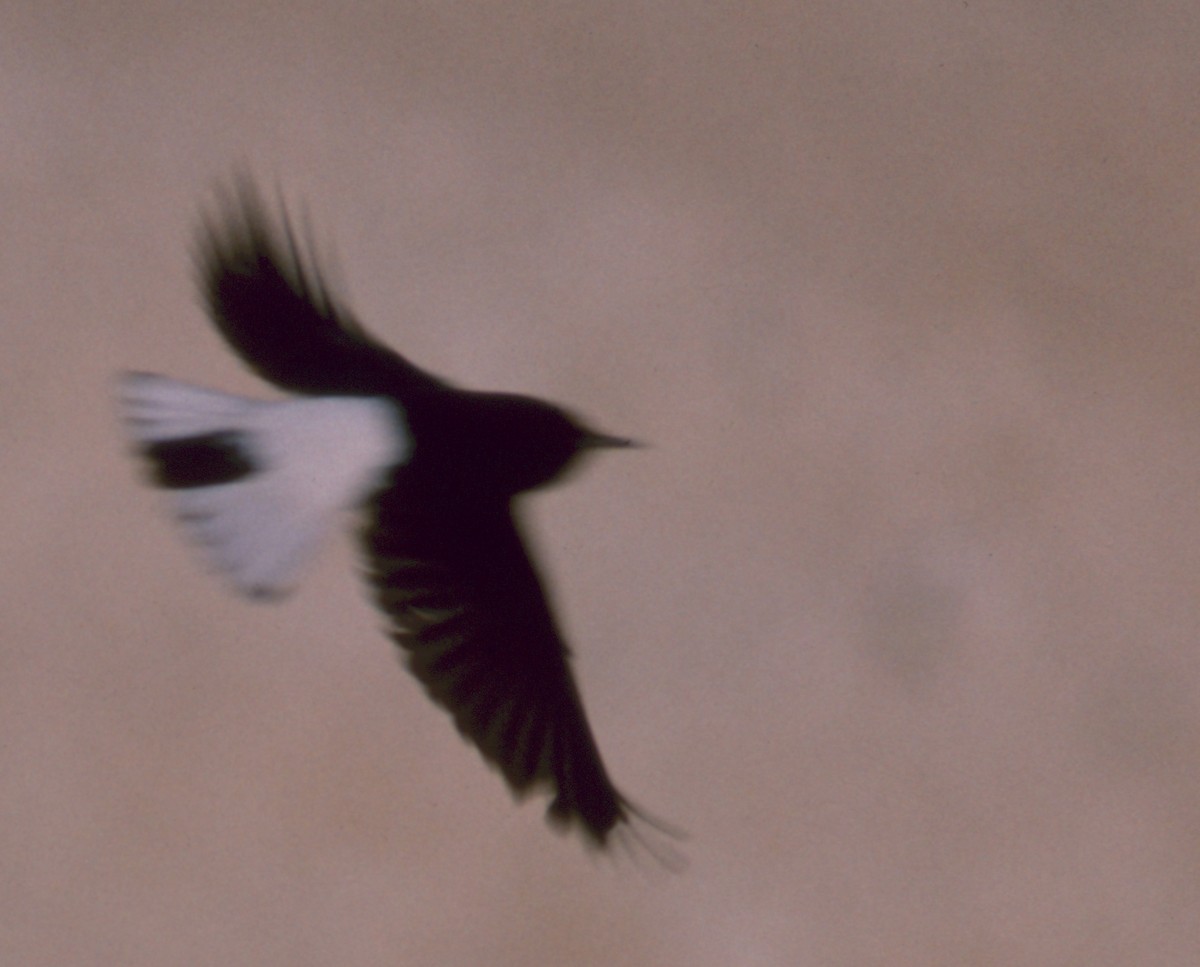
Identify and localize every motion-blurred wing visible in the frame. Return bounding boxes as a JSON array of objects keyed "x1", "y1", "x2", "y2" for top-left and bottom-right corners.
[
  {"x1": 196, "y1": 179, "x2": 442, "y2": 397},
  {"x1": 362, "y1": 485, "x2": 642, "y2": 847}
]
